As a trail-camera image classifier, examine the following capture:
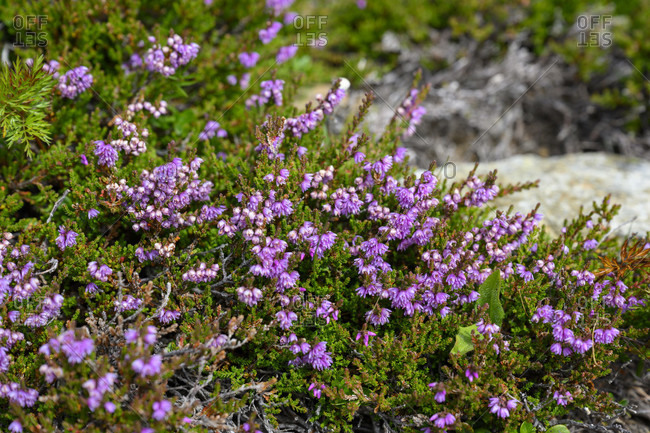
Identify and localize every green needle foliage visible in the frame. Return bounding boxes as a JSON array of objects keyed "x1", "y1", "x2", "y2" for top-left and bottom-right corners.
[{"x1": 0, "y1": 55, "x2": 54, "y2": 158}]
